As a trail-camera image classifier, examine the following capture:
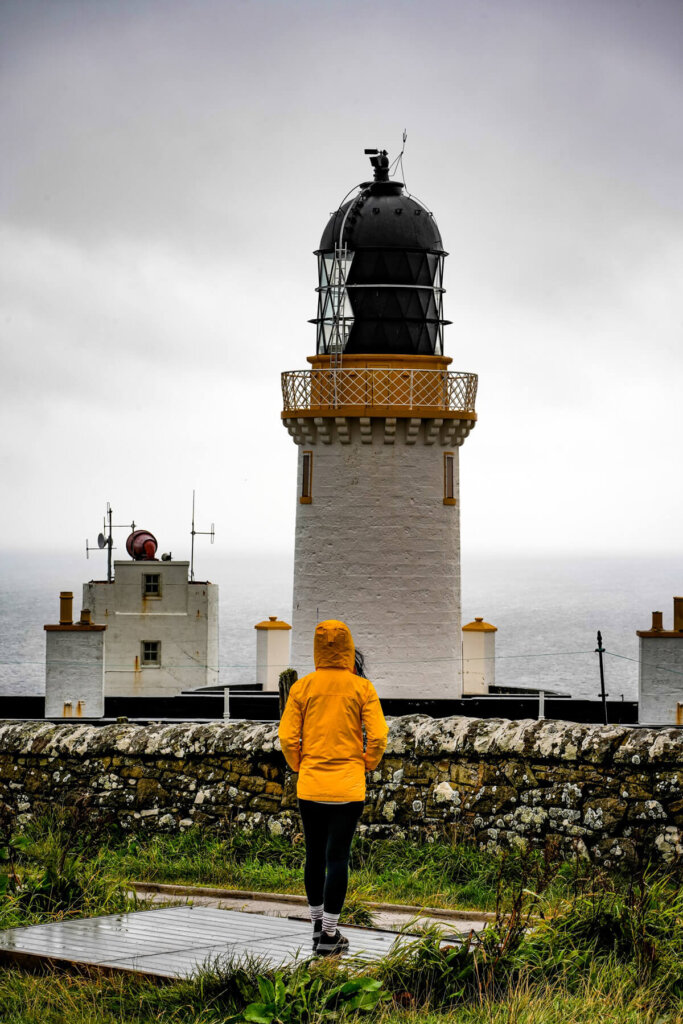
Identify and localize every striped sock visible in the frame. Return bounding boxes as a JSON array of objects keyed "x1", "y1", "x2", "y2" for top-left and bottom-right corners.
[
  {"x1": 309, "y1": 904, "x2": 323, "y2": 932},
  {"x1": 322, "y1": 911, "x2": 340, "y2": 935}
]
